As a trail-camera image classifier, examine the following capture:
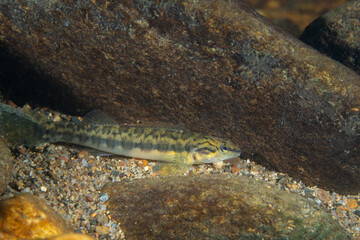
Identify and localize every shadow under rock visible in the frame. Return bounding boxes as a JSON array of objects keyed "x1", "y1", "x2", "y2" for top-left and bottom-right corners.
[{"x1": 0, "y1": 43, "x2": 90, "y2": 115}]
